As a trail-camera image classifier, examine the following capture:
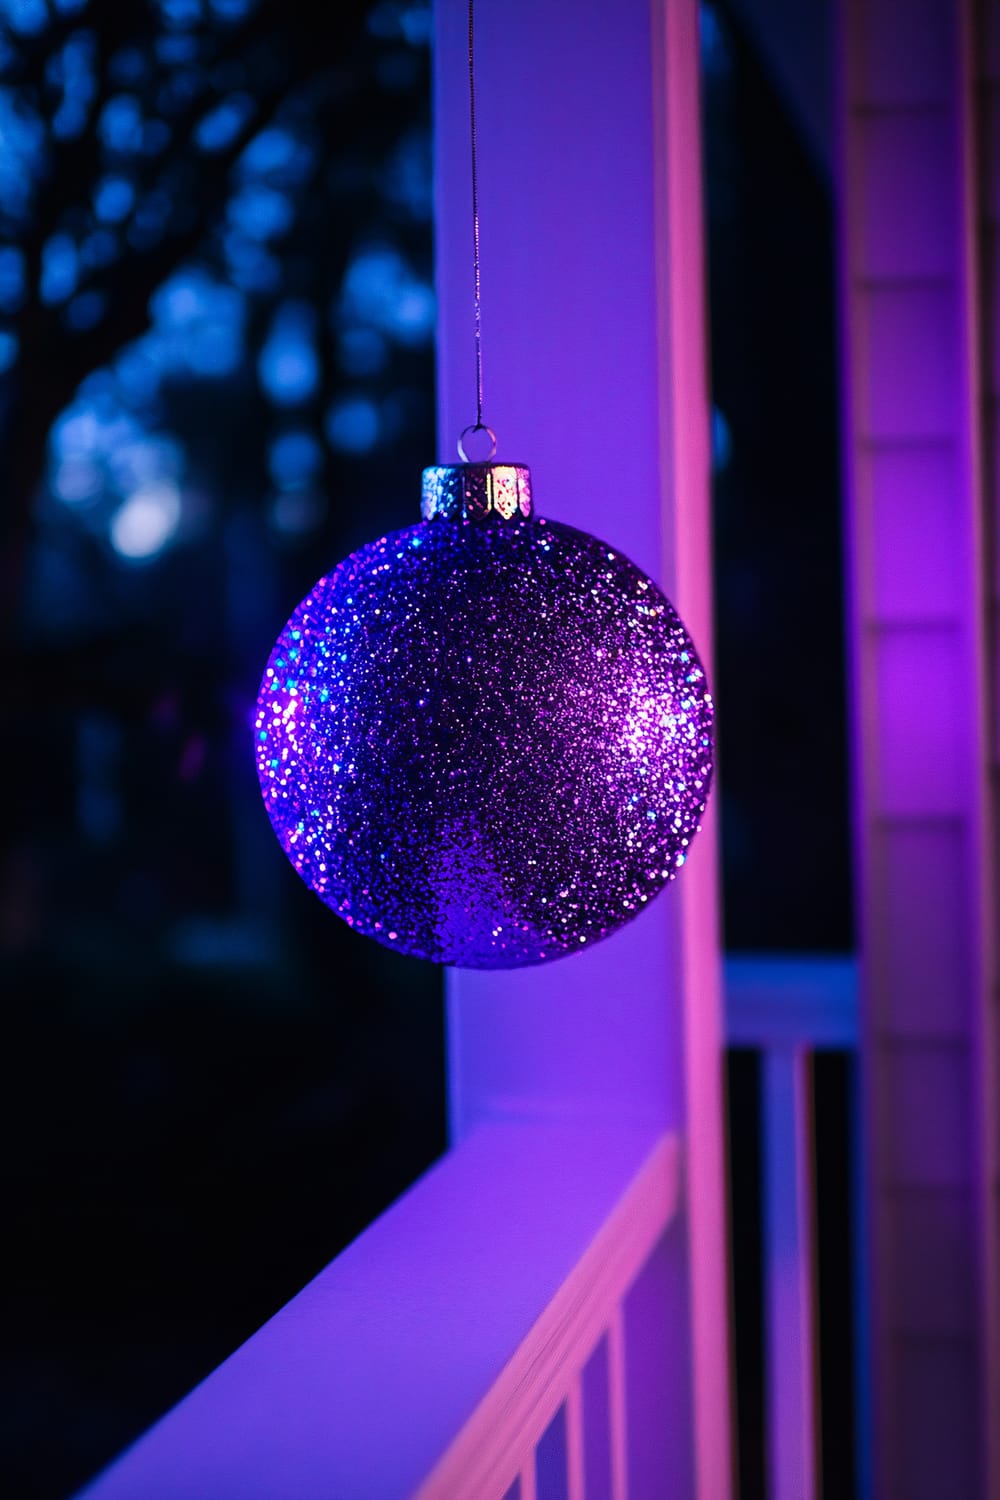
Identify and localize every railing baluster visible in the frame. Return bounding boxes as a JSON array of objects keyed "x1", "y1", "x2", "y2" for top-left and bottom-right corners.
[
  {"x1": 725, "y1": 956, "x2": 858, "y2": 1499},
  {"x1": 608, "y1": 1304, "x2": 629, "y2": 1500},
  {"x1": 566, "y1": 1372, "x2": 585, "y2": 1500},
  {"x1": 763, "y1": 1045, "x2": 818, "y2": 1500}
]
